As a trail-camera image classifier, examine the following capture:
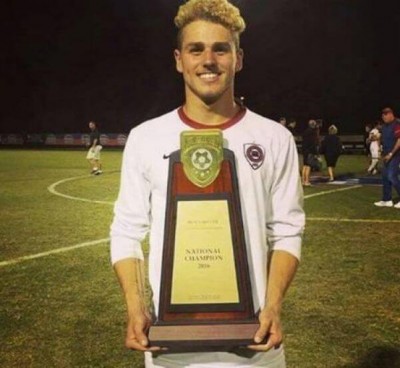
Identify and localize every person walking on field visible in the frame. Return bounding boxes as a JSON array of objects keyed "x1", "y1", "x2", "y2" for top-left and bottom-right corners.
[
  {"x1": 301, "y1": 119, "x2": 319, "y2": 186},
  {"x1": 367, "y1": 120, "x2": 382, "y2": 175},
  {"x1": 320, "y1": 124, "x2": 342, "y2": 182},
  {"x1": 86, "y1": 121, "x2": 102, "y2": 175},
  {"x1": 374, "y1": 107, "x2": 400, "y2": 208},
  {"x1": 110, "y1": 1, "x2": 305, "y2": 367}
]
